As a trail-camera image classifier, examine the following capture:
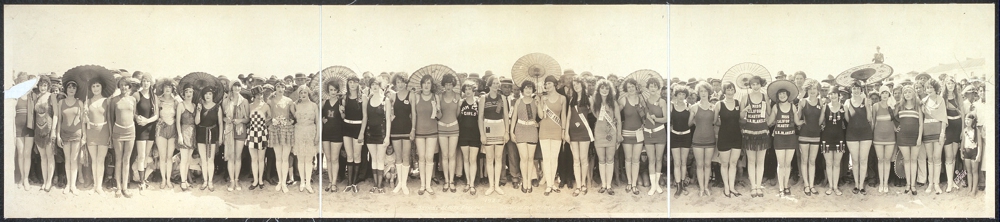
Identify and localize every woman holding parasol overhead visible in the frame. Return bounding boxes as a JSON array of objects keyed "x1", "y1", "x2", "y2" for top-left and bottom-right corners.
[
  {"x1": 132, "y1": 71, "x2": 158, "y2": 192},
  {"x1": 154, "y1": 79, "x2": 181, "y2": 189},
  {"x1": 109, "y1": 76, "x2": 140, "y2": 198}
]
